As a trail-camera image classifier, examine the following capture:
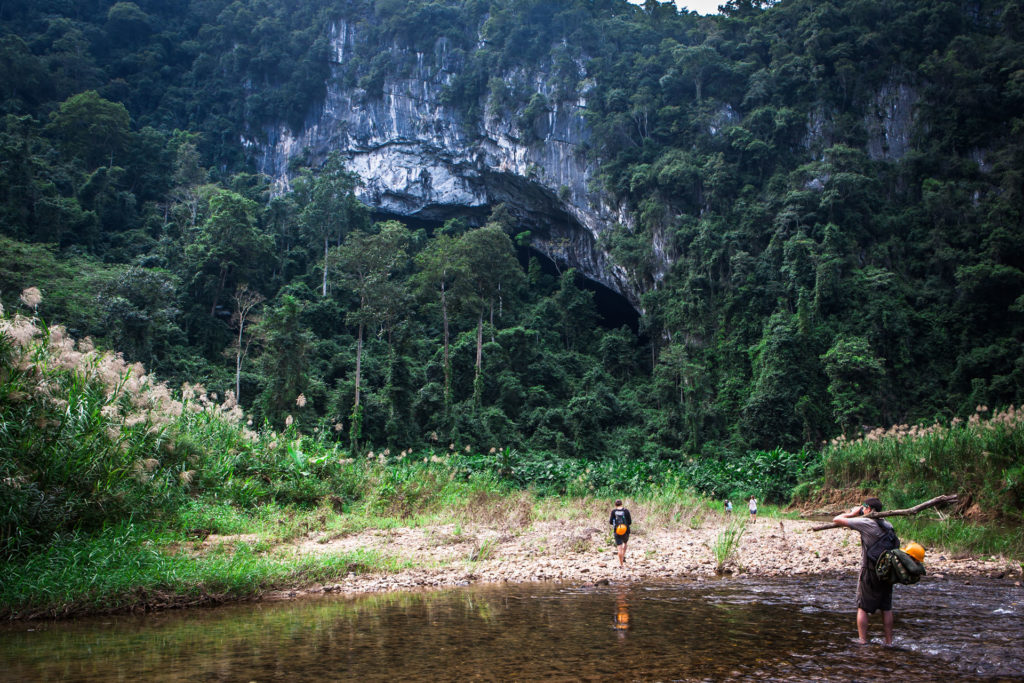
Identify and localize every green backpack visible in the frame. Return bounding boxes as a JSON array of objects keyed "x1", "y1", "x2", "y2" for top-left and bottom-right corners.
[{"x1": 876, "y1": 548, "x2": 926, "y2": 585}]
